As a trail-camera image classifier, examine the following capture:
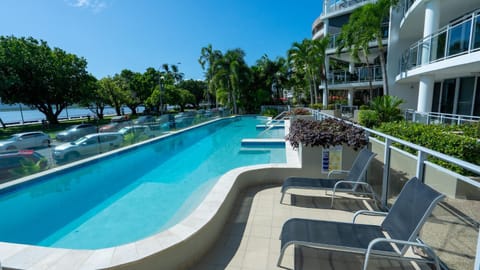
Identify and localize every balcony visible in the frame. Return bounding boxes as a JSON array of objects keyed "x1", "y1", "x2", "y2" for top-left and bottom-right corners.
[
  {"x1": 327, "y1": 65, "x2": 383, "y2": 86},
  {"x1": 324, "y1": 0, "x2": 372, "y2": 16},
  {"x1": 327, "y1": 23, "x2": 389, "y2": 51},
  {"x1": 400, "y1": 9, "x2": 480, "y2": 73},
  {"x1": 400, "y1": 0, "x2": 417, "y2": 17}
]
